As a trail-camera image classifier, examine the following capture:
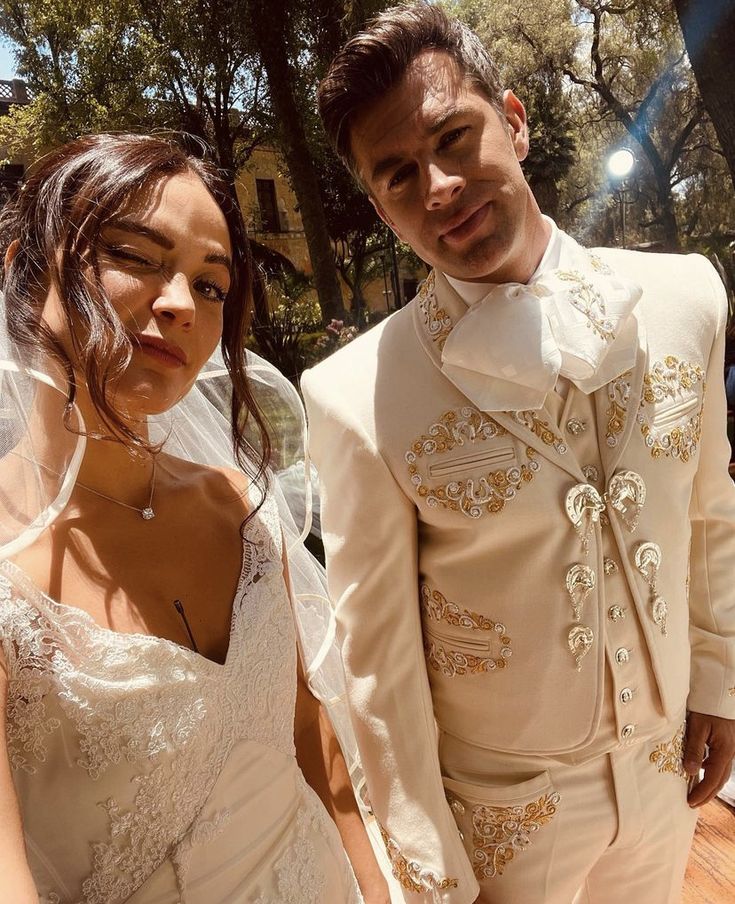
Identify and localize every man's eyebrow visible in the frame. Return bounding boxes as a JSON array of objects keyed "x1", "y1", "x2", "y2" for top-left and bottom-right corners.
[
  {"x1": 106, "y1": 218, "x2": 174, "y2": 250},
  {"x1": 369, "y1": 106, "x2": 471, "y2": 183}
]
